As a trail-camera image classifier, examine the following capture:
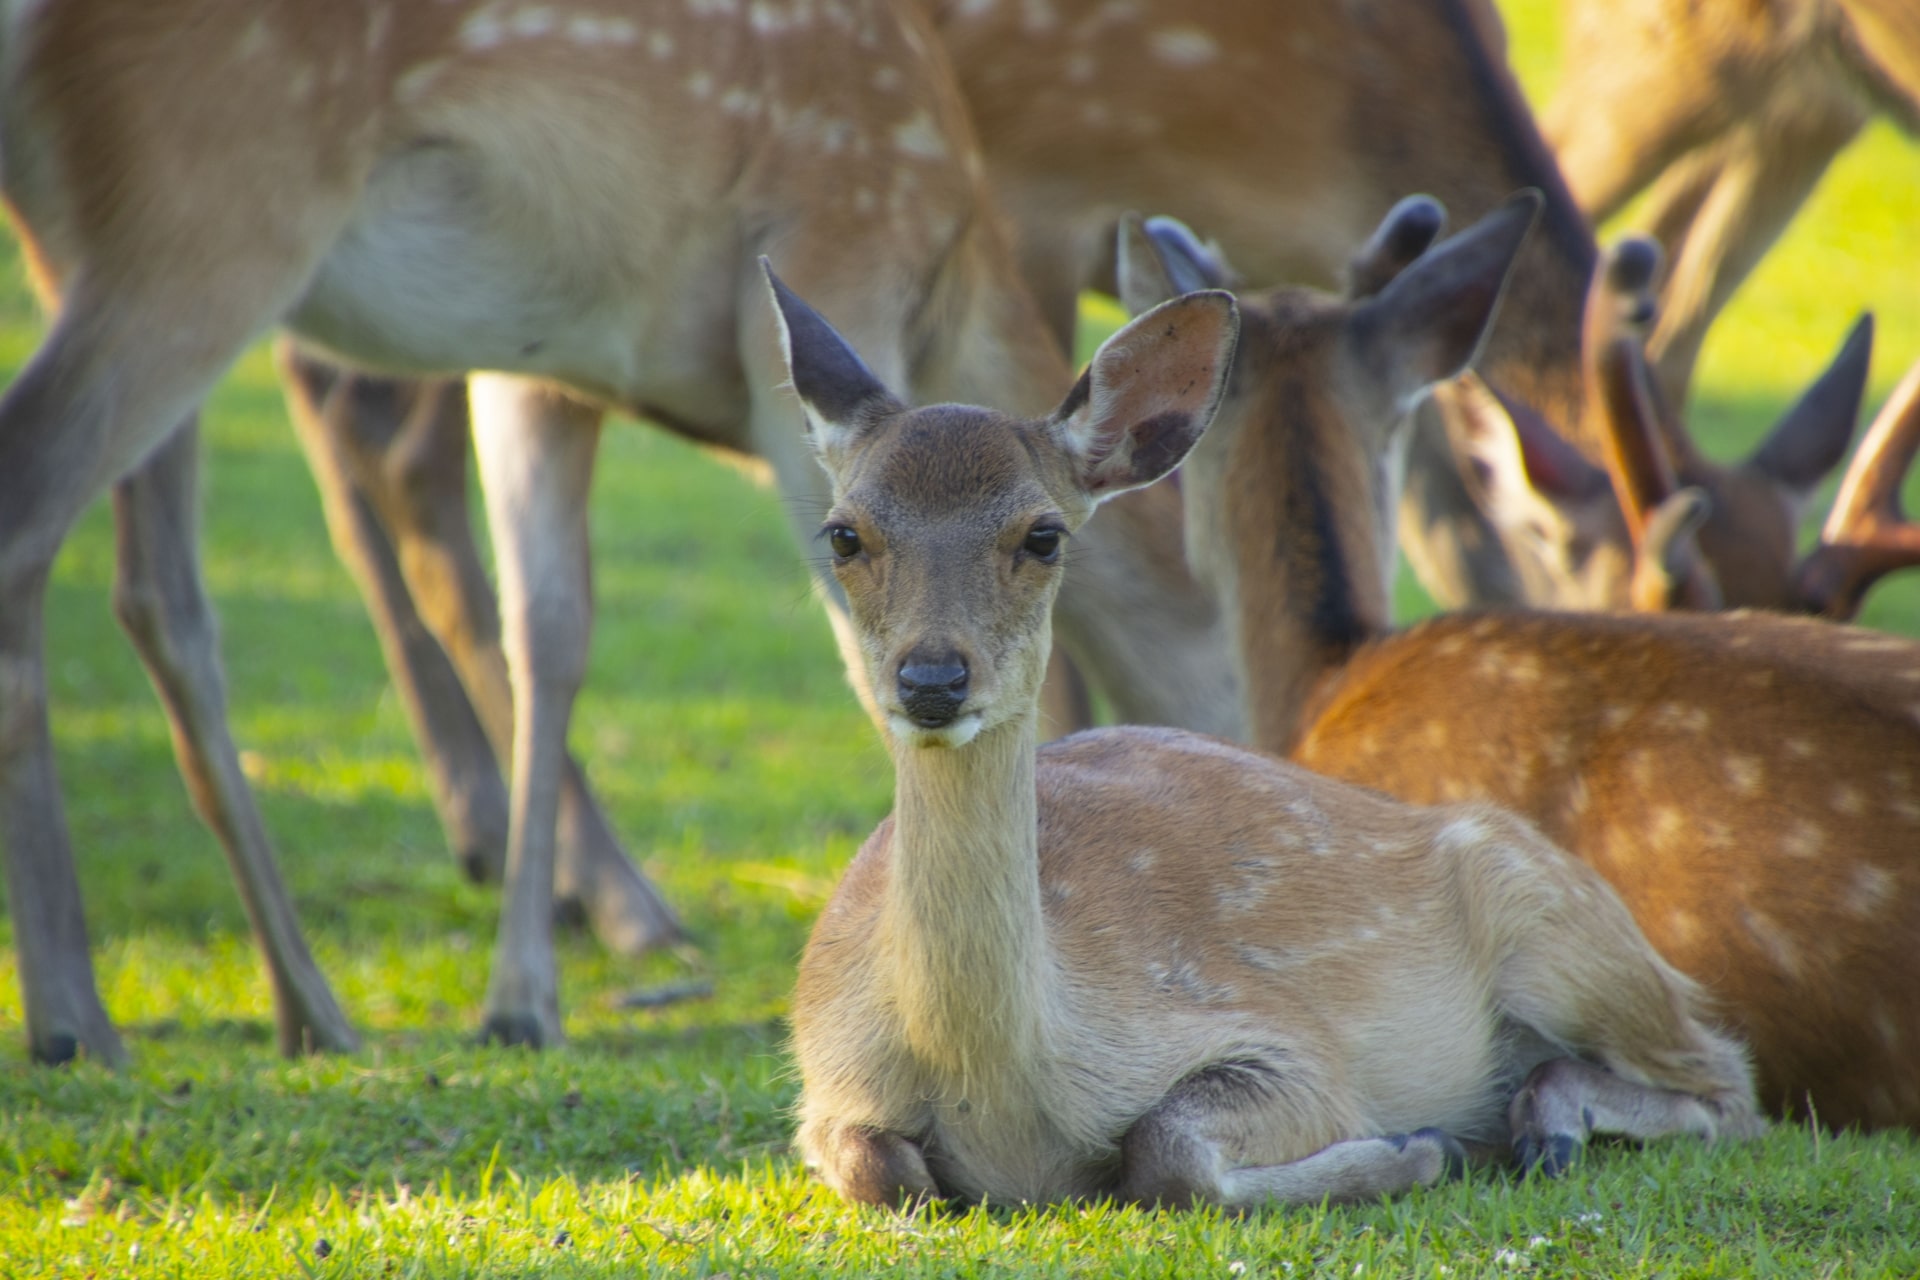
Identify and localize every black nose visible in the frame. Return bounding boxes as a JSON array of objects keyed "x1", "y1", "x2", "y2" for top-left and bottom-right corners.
[{"x1": 897, "y1": 658, "x2": 970, "y2": 728}]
